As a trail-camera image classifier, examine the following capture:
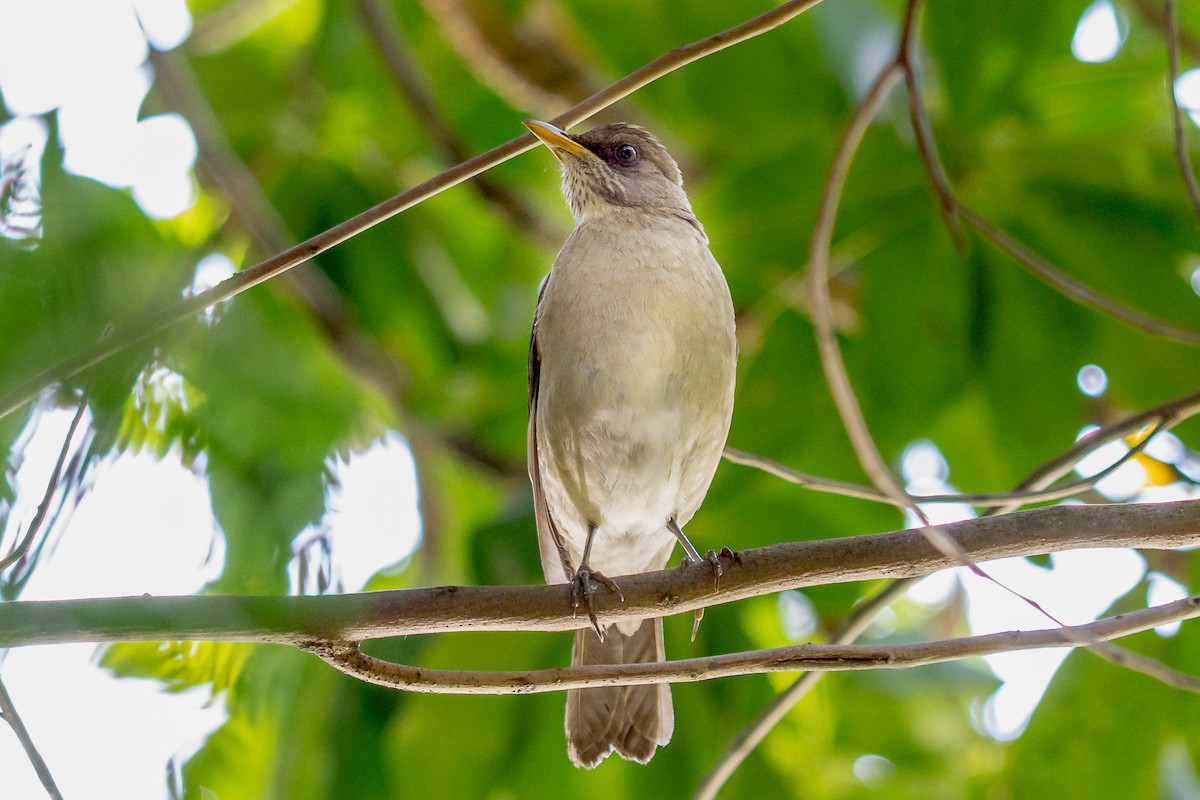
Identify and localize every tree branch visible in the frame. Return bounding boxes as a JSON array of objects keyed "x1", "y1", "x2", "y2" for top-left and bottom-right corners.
[
  {"x1": 0, "y1": 500, "x2": 1196, "y2": 648},
  {"x1": 306, "y1": 593, "x2": 1200, "y2": 693},
  {"x1": 957, "y1": 205, "x2": 1200, "y2": 348},
  {"x1": 0, "y1": 674, "x2": 63, "y2": 800},
  {"x1": 147, "y1": 48, "x2": 410, "y2": 405},
  {"x1": 724, "y1": 384, "x2": 1189, "y2": 509},
  {"x1": 896, "y1": 1, "x2": 1200, "y2": 348},
  {"x1": 0, "y1": 394, "x2": 87, "y2": 573}
]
